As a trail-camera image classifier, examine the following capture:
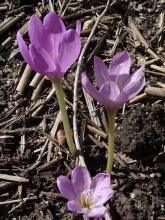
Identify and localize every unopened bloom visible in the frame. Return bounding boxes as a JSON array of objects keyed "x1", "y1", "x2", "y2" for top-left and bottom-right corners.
[
  {"x1": 57, "y1": 166, "x2": 114, "y2": 218},
  {"x1": 81, "y1": 50, "x2": 145, "y2": 110},
  {"x1": 17, "y1": 12, "x2": 81, "y2": 80}
]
